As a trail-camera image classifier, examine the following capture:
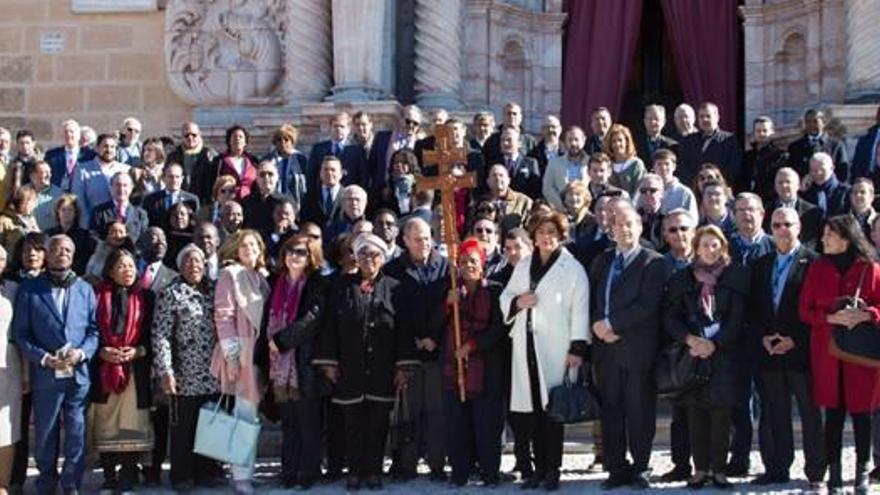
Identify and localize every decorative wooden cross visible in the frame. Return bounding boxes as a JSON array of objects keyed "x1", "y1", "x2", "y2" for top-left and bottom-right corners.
[{"x1": 415, "y1": 124, "x2": 476, "y2": 402}]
